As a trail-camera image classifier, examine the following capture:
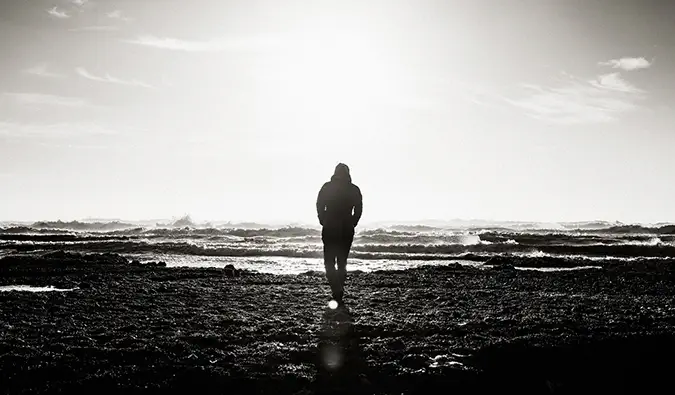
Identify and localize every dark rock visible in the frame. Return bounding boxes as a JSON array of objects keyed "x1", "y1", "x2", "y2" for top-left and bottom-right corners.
[
  {"x1": 224, "y1": 264, "x2": 238, "y2": 277},
  {"x1": 390, "y1": 339, "x2": 406, "y2": 351},
  {"x1": 401, "y1": 353, "x2": 429, "y2": 369},
  {"x1": 144, "y1": 261, "x2": 167, "y2": 268}
]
